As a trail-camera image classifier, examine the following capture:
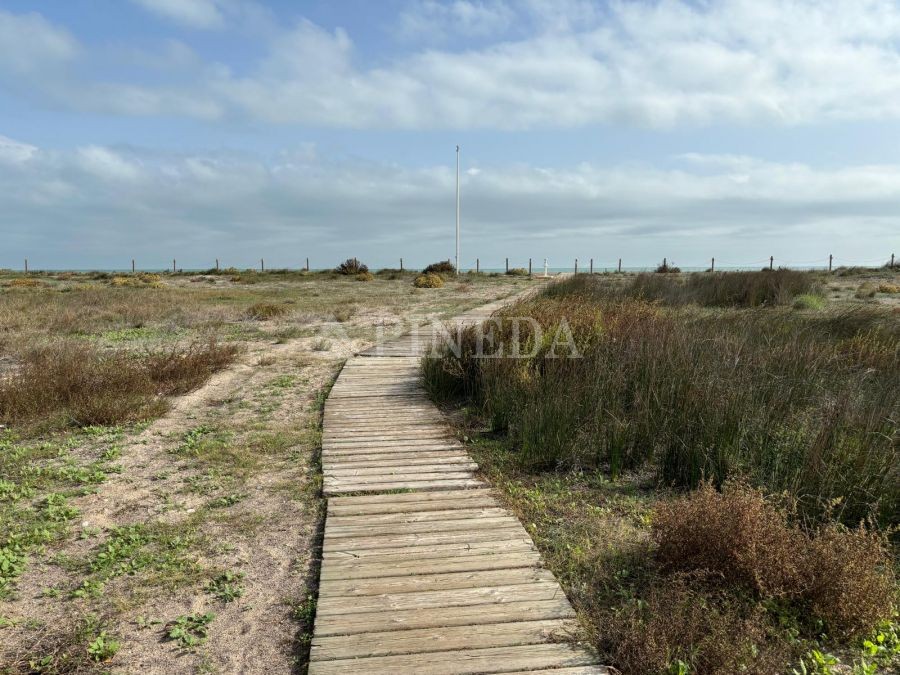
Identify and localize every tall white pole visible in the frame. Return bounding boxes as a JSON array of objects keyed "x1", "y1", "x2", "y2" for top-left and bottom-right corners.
[{"x1": 455, "y1": 145, "x2": 460, "y2": 275}]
